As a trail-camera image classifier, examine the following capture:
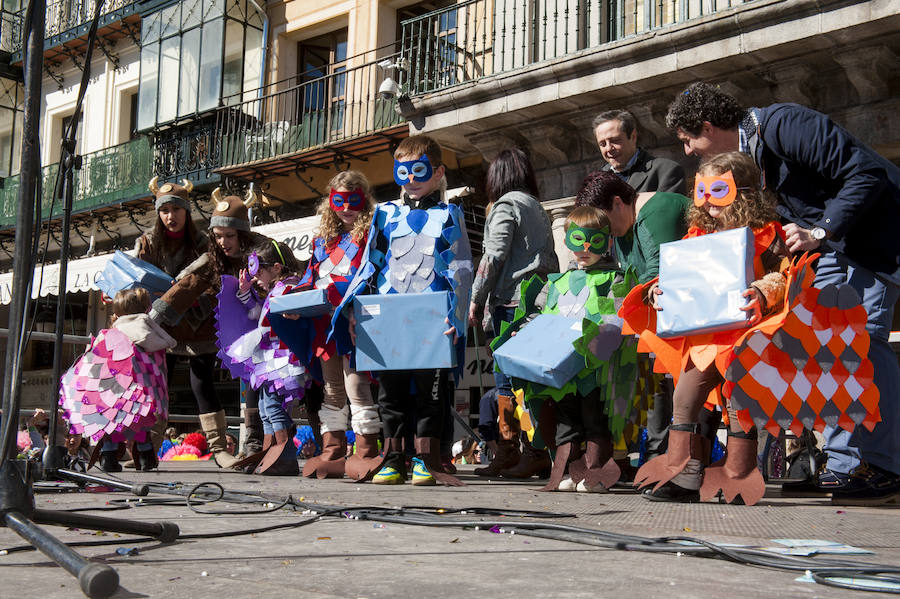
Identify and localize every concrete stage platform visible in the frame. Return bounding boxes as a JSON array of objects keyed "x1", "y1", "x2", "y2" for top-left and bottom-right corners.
[{"x1": 1, "y1": 460, "x2": 897, "y2": 598}]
